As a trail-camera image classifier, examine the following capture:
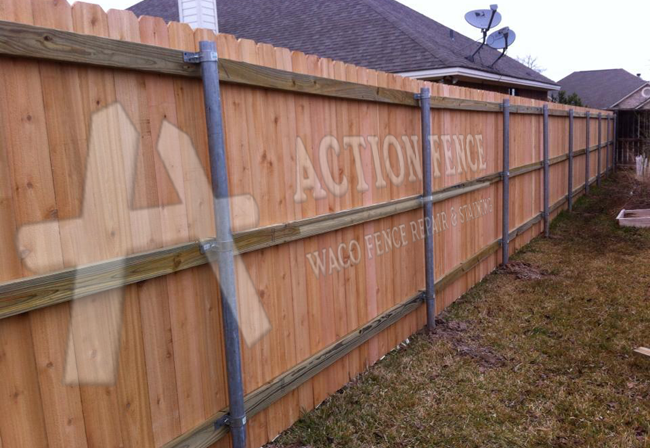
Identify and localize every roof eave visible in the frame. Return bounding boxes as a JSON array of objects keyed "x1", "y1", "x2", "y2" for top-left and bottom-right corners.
[
  {"x1": 635, "y1": 97, "x2": 650, "y2": 110},
  {"x1": 609, "y1": 82, "x2": 650, "y2": 109},
  {"x1": 397, "y1": 67, "x2": 560, "y2": 91}
]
